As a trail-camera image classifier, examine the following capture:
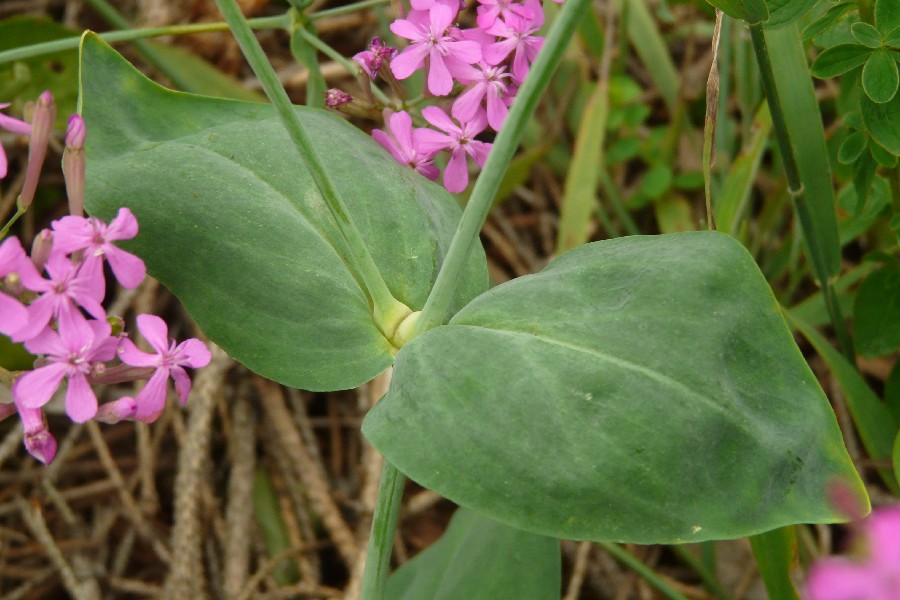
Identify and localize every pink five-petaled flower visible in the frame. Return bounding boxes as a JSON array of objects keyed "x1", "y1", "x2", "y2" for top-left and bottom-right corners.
[
  {"x1": 0, "y1": 103, "x2": 32, "y2": 180},
  {"x1": 805, "y1": 507, "x2": 900, "y2": 600},
  {"x1": 0, "y1": 236, "x2": 37, "y2": 337},
  {"x1": 51, "y1": 207, "x2": 146, "y2": 289},
  {"x1": 484, "y1": 0, "x2": 545, "y2": 84},
  {"x1": 353, "y1": 37, "x2": 398, "y2": 79},
  {"x1": 475, "y1": 0, "x2": 534, "y2": 31},
  {"x1": 372, "y1": 111, "x2": 440, "y2": 180},
  {"x1": 390, "y1": 4, "x2": 482, "y2": 96},
  {"x1": 453, "y1": 62, "x2": 512, "y2": 131},
  {"x1": 417, "y1": 106, "x2": 491, "y2": 193},
  {"x1": 13, "y1": 319, "x2": 119, "y2": 423},
  {"x1": 12, "y1": 251, "x2": 106, "y2": 343},
  {"x1": 118, "y1": 314, "x2": 211, "y2": 423}
]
